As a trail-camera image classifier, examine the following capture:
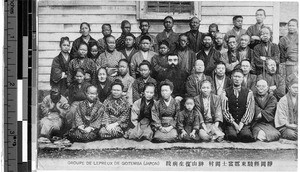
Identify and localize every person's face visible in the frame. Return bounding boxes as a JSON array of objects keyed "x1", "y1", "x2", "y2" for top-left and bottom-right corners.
[
  {"x1": 255, "y1": 10, "x2": 265, "y2": 23},
  {"x1": 60, "y1": 40, "x2": 70, "y2": 53},
  {"x1": 215, "y1": 64, "x2": 226, "y2": 77},
  {"x1": 140, "y1": 39, "x2": 151, "y2": 52},
  {"x1": 80, "y1": 24, "x2": 90, "y2": 37},
  {"x1": 289, "y1": 84, "x2": 298, "y2": 96},
  {"x1": 201, "y1": 82, "x2": 212, "y2": 97},
  {"x1": 118, "y1": 61, "x2": 128, "y2": 76},
  {"x1": 232, "y1": 72, "x2": 244, "y2": 86},
  {"x1": 203, "y1": 36, "x2": 213, "y2": 48},
  {"x1": 189, "y1": 18, "x2": 200, "y2": 31},
  {"x1": 98, "y1": 69, "x2": 107, "y2": 82},
  {"x1": 168, "y1": 55, "x2": 179, "y2": 67},
  {"x1": 194, "y1": 60, "x2": 205, "y2": 73},
  {"x1": 233, "y1": 18, "x2": 243, "y2": 29},
  {"x1": 228, "y1": 37, "x2": 237, "y2": 50},
  {"x1": 122, "y1": 23, "x2": 131, "y2": 34},
  {"x1": 111, "y1": 85, "x2": 123, "y2": 98},
  {"x1": 164, "y1": 18, "x2": 174, "y2": 30},
  {"x1": 179, "y1": 35, "x2": 188, "y2": 48},
  {"x1": 140, "y1": 21, "x2": 150, "y2": 34},
  {"x1": 260, "y1": 28, "x2": 271, "y2": 42},
  {"x1": 209, "y1": 27, "x2": 217, "y2": 38},
  {"x1": 86, "y1": 87, "x2": 98, "y2": 103},
  {"x1": 241, "y1": 61, "x2": 251, "y2": 75},
  {"x1": 144, "y1": 86, "x2": 155, "y2": 101},
  {"x1": 106, "y1": 37, "x2": 116, "y2": 51},
  {"x1": 185, "y1": 99, "x2": 195, "y2": 111},
  {"x1": 240, "y1": 35, "x2": 250, "y2": 48},
  {"x1": 78, "y1": 44, "x2": 88, "y2": 58},
  {"x1": 161, "y1": 85, "x2": 172, "y2": 100},
  {"x1": 267, "y1": 60, "x2": 277, "y2": 74},
  {"x1": 139, "y1": 64, "x2": 150, "y2": 79},
  {"x1": 159, "y1": 44, "x2": 169, "y2": 55},
  {"x1": 75, "y1": 71, "x2": 85, "y2": 84},
  {"x1": 125, "y1": 36, "x2": 135, "y2": 48},
  {"x1": 90, "y1": 45, "x2": 99, "y2": 57},
  {"x1": 256, "y1": 81, "x2": 269, "y2": 96},
  {"x1": 215, "y1": 34, "x2": 224, "y2": 46},
  {"x1": 102, "y1": 25, "x2": 112, "y2": 37},
  {"x1": 288, "y1": 21, "x2": 298, "y2": 34}
]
